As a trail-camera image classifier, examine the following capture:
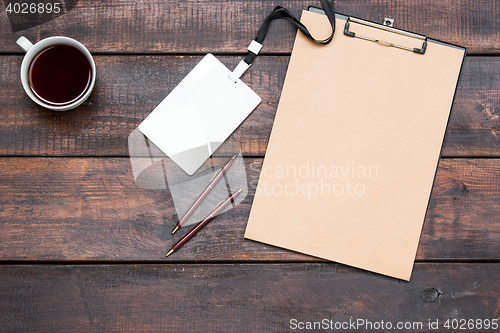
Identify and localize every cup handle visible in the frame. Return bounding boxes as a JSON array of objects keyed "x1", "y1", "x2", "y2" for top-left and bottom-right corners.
[{"x1": 16, "y1": 36, "x2": 33, "y2": 52}]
